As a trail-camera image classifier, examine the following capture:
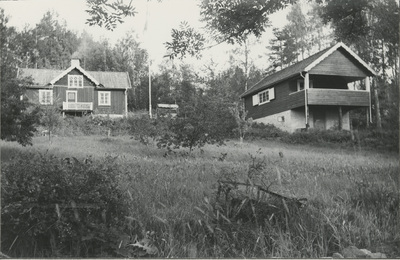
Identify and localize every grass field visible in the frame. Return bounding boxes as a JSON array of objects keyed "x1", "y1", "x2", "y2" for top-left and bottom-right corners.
[{"x1": 1, "y1": 135, "x2": 399, "y2": 257}]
